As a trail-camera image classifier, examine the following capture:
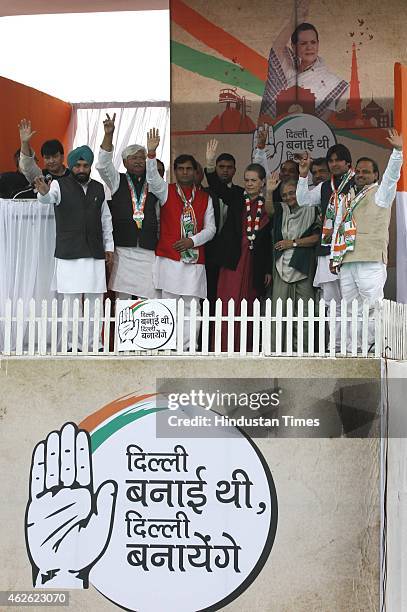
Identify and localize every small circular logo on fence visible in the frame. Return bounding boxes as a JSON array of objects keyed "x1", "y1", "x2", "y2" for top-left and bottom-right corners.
[{"x1": 117, "y1": 299, "x2": 176, "y2": 351}]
